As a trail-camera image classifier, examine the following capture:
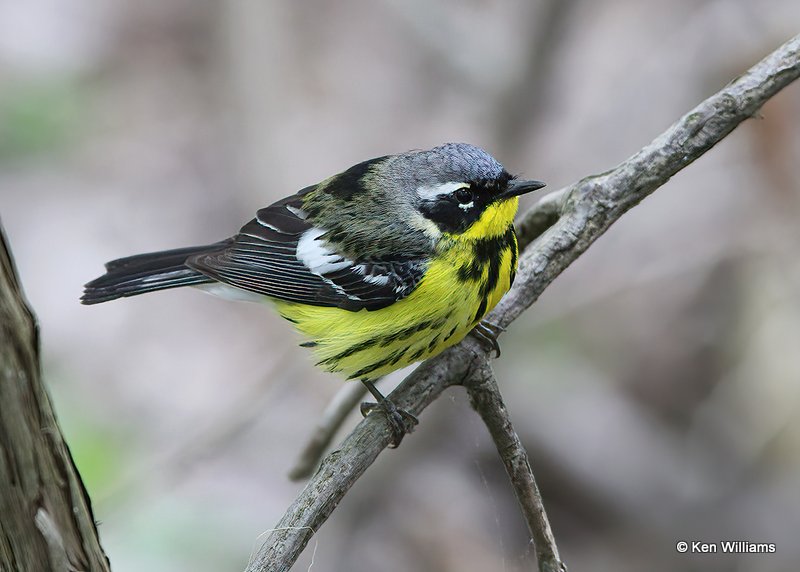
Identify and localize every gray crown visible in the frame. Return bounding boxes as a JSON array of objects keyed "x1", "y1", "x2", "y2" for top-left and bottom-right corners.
[{"x1": 381, "y1": 143, "x2": 506, "y2": 188}]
